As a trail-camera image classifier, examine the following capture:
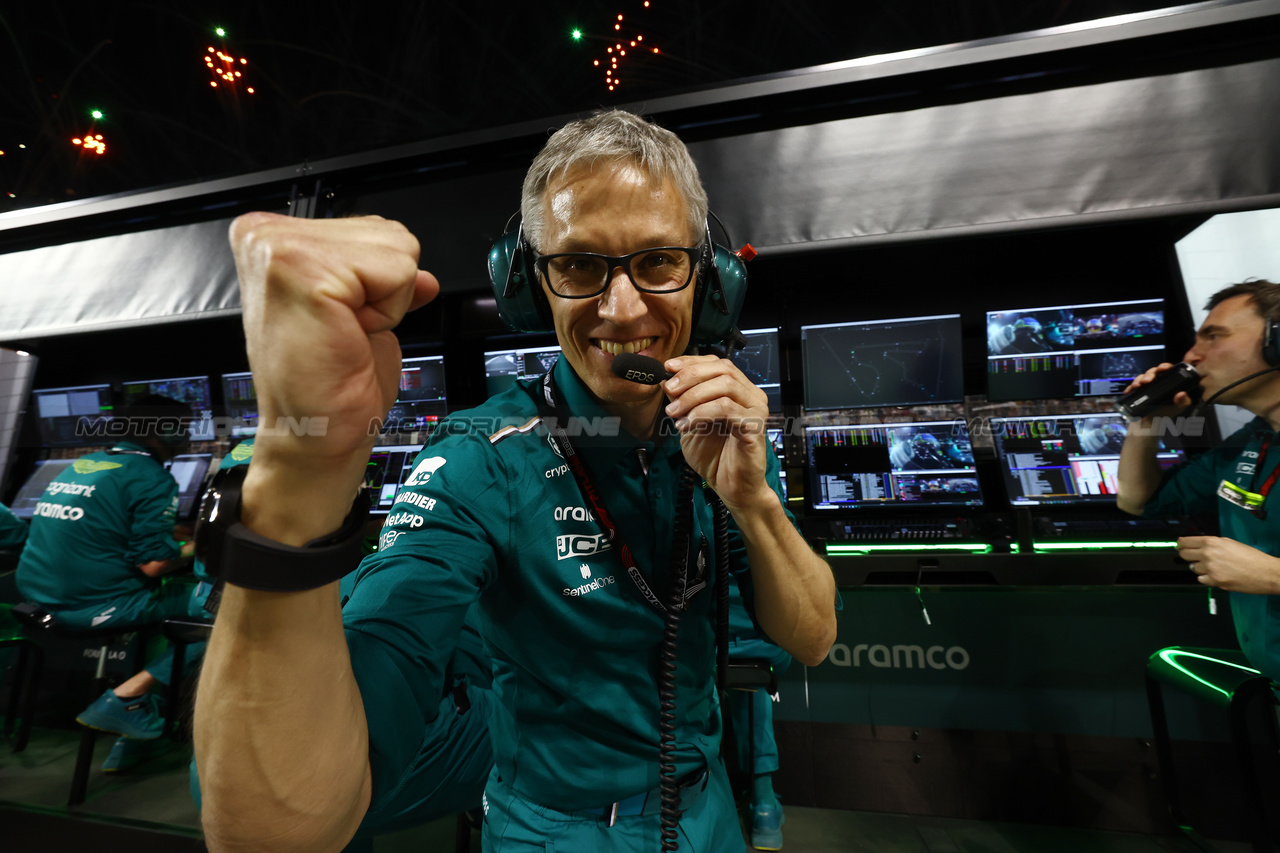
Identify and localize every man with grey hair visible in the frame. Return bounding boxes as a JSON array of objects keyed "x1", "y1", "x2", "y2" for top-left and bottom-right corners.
[
  {"x1": 195, "y1": 109, "x2": 836, "y2": 852},
  {"x1": 1117, "y1": 279, "x2": 1280, "y2": 687}
]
